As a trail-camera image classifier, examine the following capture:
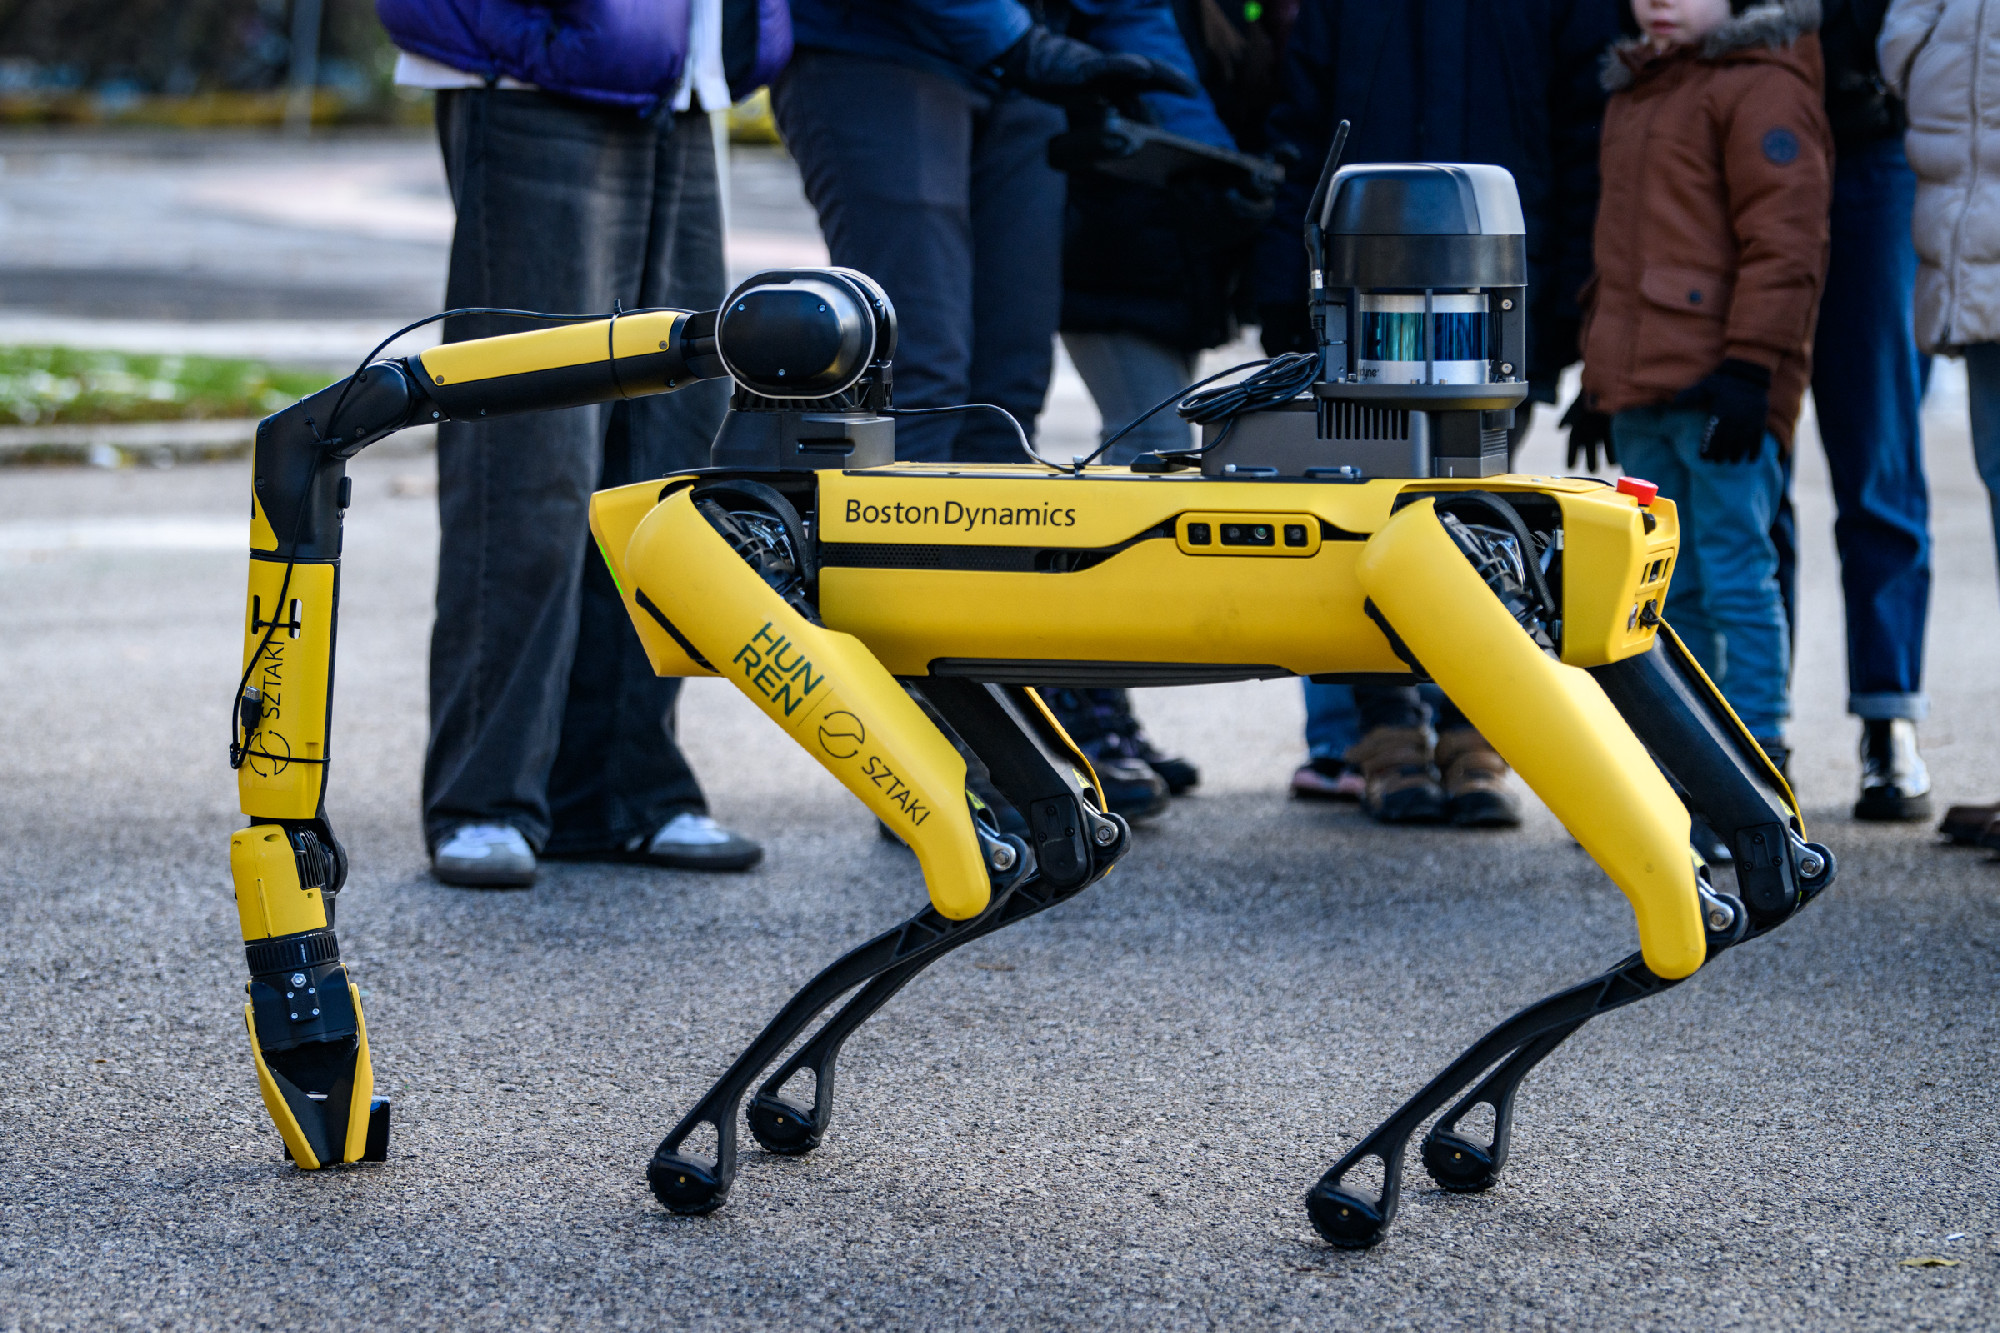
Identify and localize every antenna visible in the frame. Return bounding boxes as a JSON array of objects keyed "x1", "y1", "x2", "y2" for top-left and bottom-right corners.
[{"x1": 1303, "y1": 119, "x2": 1351, "y2": 272}]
